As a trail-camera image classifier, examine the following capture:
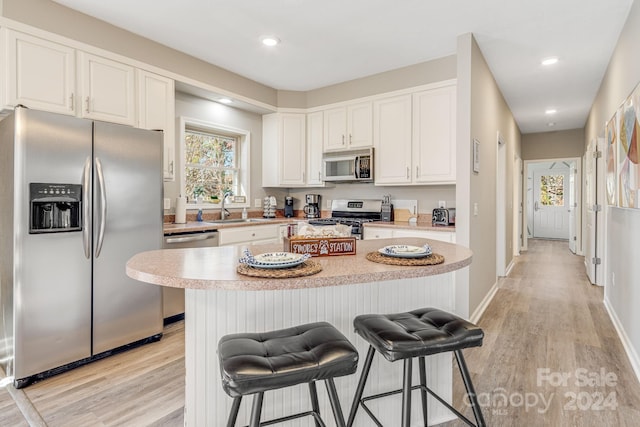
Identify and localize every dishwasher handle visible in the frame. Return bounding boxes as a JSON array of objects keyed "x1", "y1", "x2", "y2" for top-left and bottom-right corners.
[{"x1": 165, "y1": 233, "x2": 217, "y2": 244}]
